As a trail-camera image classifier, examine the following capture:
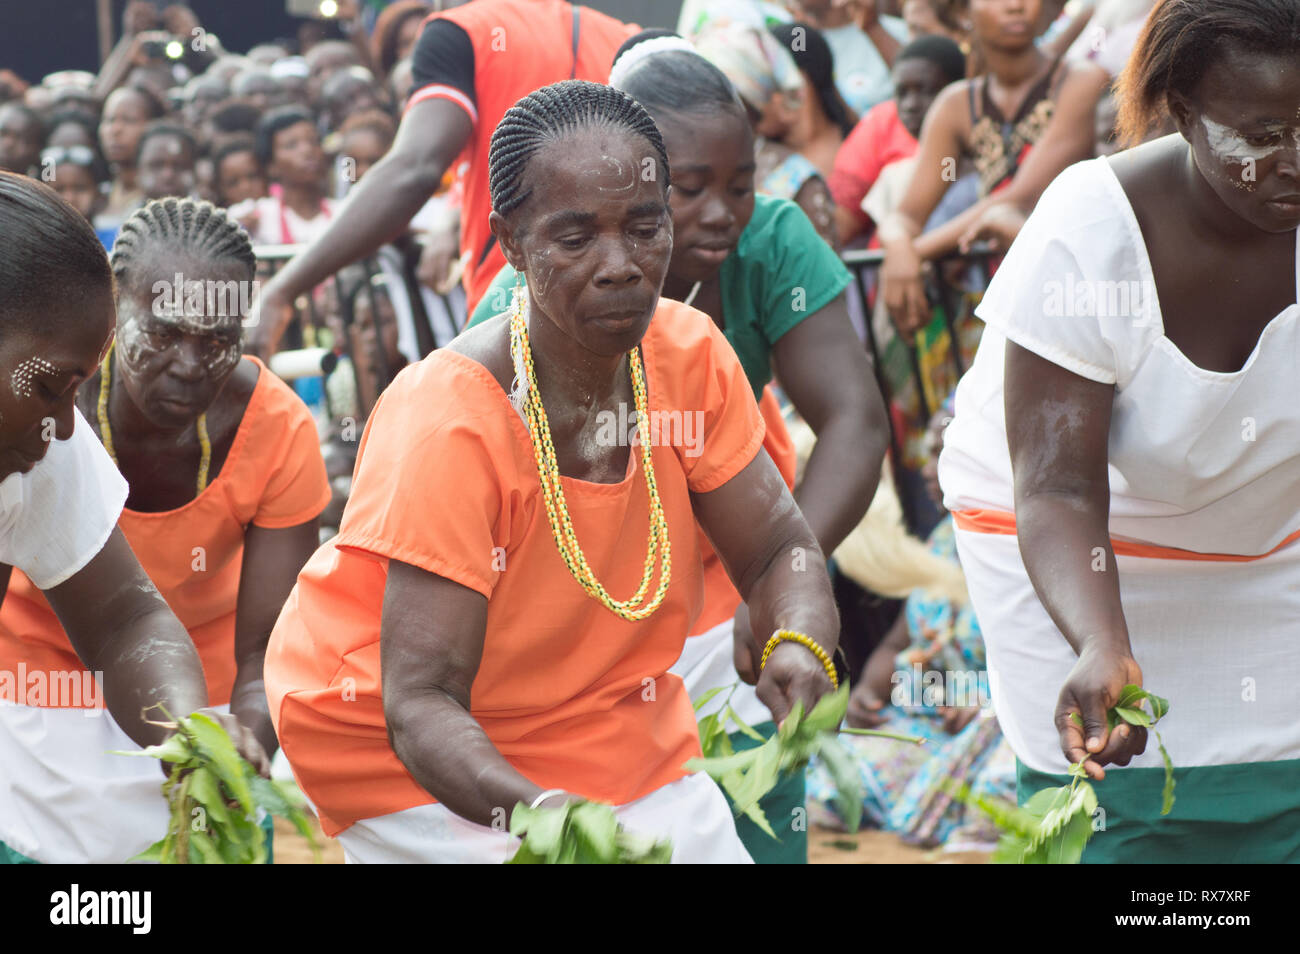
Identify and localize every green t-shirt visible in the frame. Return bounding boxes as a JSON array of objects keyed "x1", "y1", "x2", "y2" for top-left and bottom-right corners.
[{"x1": 466, "y1": 194, "x2": 852, "y2": 401}]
